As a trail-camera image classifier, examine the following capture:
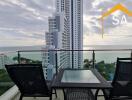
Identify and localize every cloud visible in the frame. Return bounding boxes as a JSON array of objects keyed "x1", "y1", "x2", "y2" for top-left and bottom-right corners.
[
  {"x1": 0, "y1": 0, "x2": 54, "y2": 47},
  {"x1": 0, "y1": 0, "x2": 131, "y2": 47},
  {"x1": 5, "y1": 0, "x2": 47, "y2": 21},
  {"x1": 0, "y1": 29, "x2": 45, "y2": 47}
]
